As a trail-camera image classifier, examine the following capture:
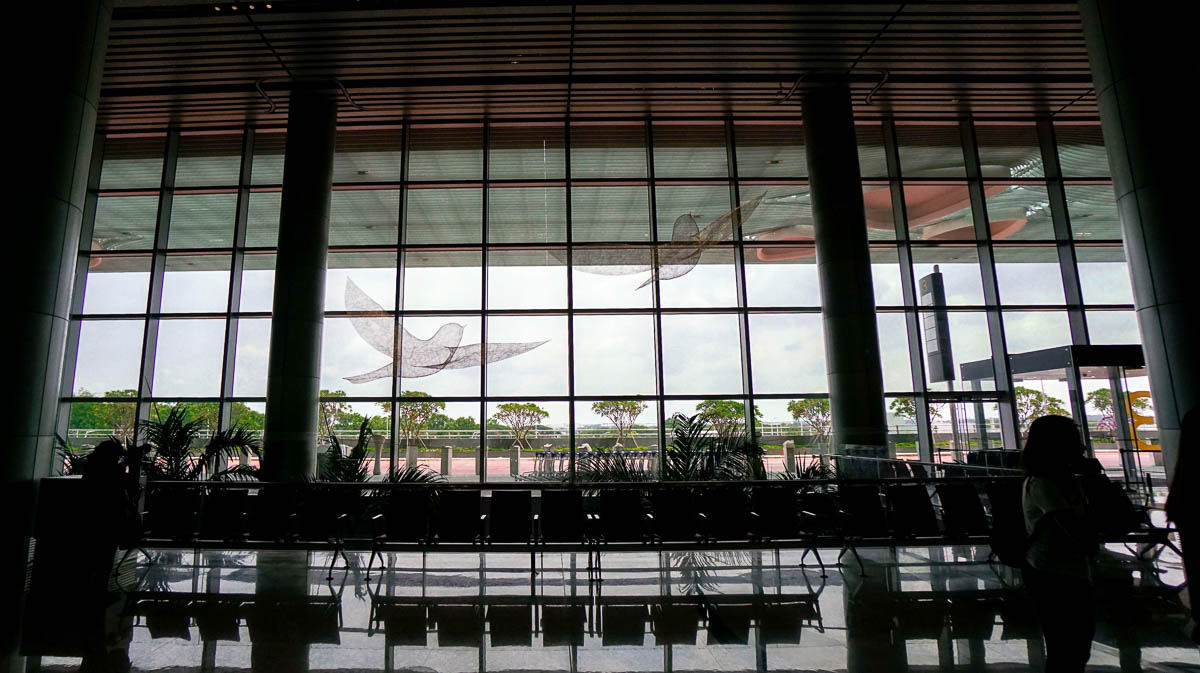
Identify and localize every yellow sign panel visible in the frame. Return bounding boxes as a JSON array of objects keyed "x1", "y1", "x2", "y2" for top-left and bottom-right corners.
[{"x1": 1125, "y1": 391, "x2": 1156, "y2": 452}]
